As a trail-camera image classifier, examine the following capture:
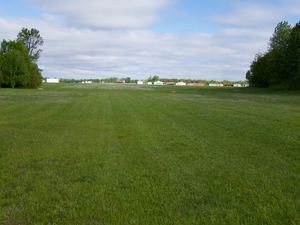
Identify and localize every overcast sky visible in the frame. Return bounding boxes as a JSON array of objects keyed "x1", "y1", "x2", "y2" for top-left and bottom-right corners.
[{"x1": 0, "y1": 0, "x2": 299, "y2": 80}]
